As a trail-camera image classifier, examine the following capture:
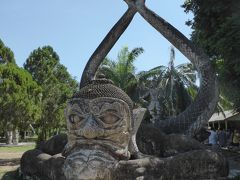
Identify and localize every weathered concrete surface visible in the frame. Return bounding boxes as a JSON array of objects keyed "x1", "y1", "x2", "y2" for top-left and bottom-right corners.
[
  {"x1": 137, "y1": 124, "x2": 204, "y2": 157},
  {"x1": 37, "y1": 134, "x2": 67, "y2": 155},
  {"x1": 20, "y1": 0, "x2": 228, "y2": 178},
  {"x1": 20, "y1": 149, "x2": 65, "y2": 180},
  {"x1": 115, "y1": 150, "x2": 228, "y2": 180}
]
